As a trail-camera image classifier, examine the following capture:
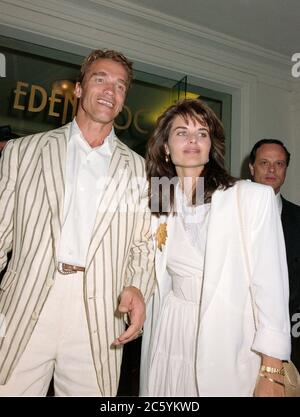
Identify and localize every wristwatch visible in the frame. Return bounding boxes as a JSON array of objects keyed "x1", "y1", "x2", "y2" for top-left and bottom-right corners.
[{"x1": 260, "y1": 365, "x2": 285, "y2": 376}]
